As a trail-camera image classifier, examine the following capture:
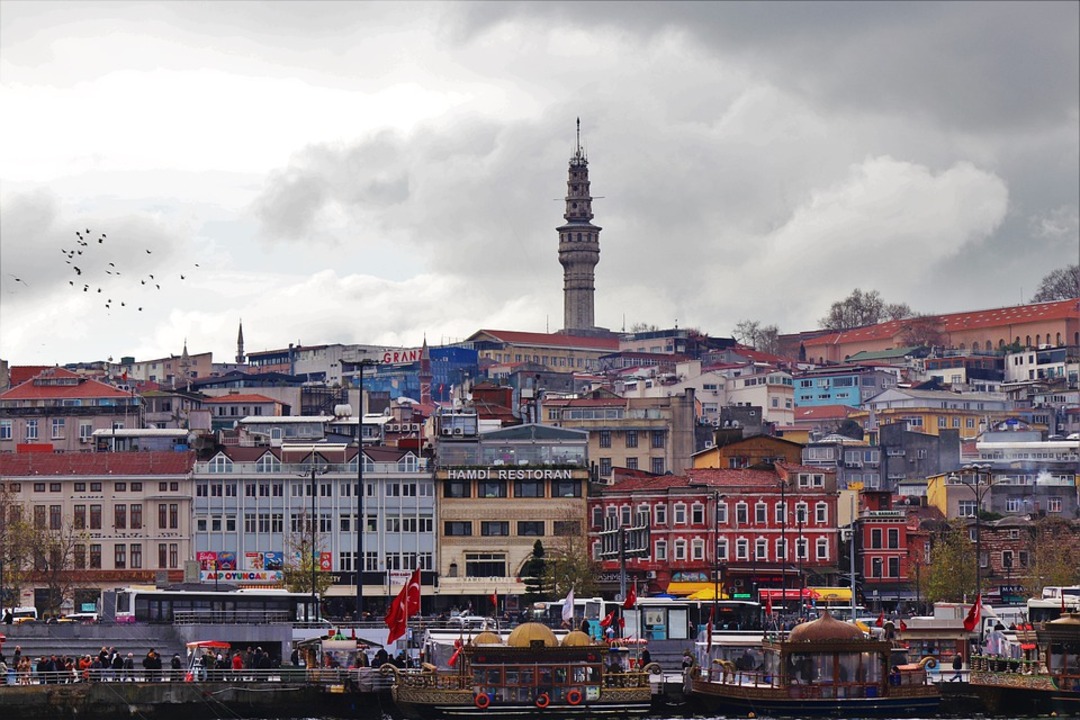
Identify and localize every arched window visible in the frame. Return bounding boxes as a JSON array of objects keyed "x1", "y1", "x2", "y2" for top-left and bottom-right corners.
[
  {"x1": 1036, "y1": 334, "x2": 1042, "y2": 346},
  {"x1": 1025, "y1": 335, "x2": 1031, "y2": 347},
  {"x1": 1056, "y1": 333, "x2": 1062, "y2": 345},
  {"x1": 255, "y1": 453, "x2": 280, "y2": 473}
]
